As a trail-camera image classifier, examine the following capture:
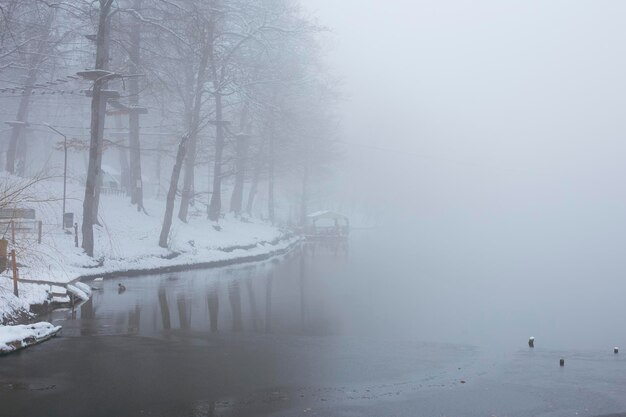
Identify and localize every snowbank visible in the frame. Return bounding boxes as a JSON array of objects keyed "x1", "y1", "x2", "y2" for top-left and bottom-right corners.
[
  {"x1": 0, "y1": 322, "x2": 61, "y2": 354},
  {"x1": 0, "y1": 280, "x2": 51, "y2": 324}
]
